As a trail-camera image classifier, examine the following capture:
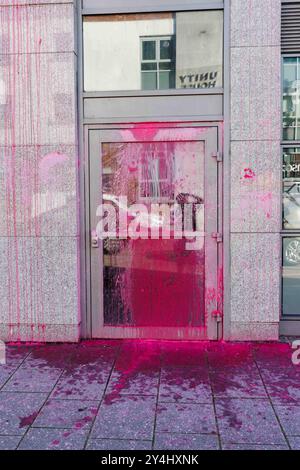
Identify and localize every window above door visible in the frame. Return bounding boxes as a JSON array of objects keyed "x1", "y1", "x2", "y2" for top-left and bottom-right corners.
[{"x1": 83, "y1": 11, "x2": 223, "y2": 92}]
